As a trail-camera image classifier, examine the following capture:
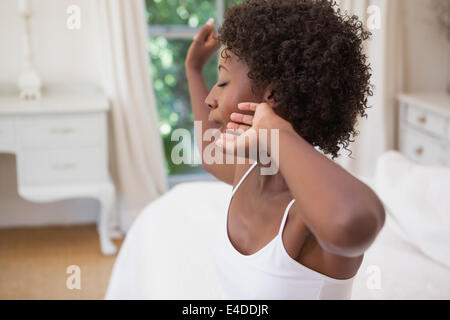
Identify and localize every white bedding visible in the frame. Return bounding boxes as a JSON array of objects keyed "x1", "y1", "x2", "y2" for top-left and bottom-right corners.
[
  {"x1": 105, "y1": 179, "x2": 450, "y2": 300},
  {"x1": 374, "y1": 151, "x2": 450, "y2": 268}
]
